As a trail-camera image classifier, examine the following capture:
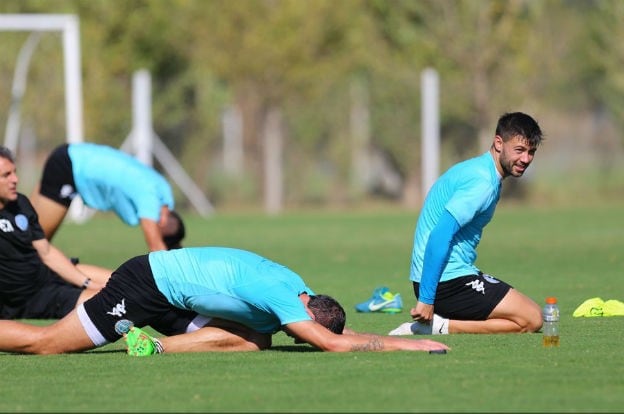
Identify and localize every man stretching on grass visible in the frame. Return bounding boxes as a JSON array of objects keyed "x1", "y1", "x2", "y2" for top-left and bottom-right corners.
[
  {"x1": 0, "y1": 146, "x2": 112, "y2": 319},
  {"x1": 29, "y1": 142, "x2": 185, "y2": 252},
  {"x1": 390, "y1": 112, "x2": 544, "y2": 336},
  {"x1": 0, "y1": 247, "x2": 449, "y2": 355}
]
